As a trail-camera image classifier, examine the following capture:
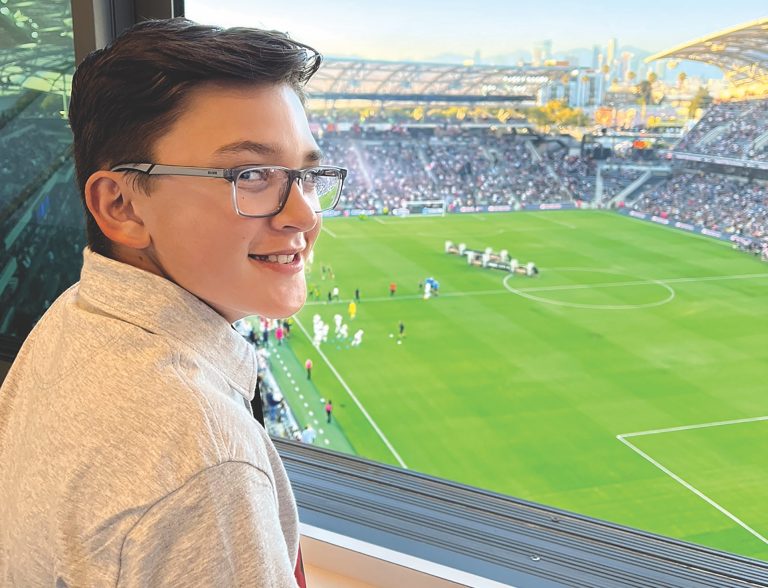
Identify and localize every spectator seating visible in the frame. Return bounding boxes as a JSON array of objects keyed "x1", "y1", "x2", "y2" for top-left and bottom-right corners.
[{"x1": 674, "y1": 99, "x2": 768, "y2": 161}]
